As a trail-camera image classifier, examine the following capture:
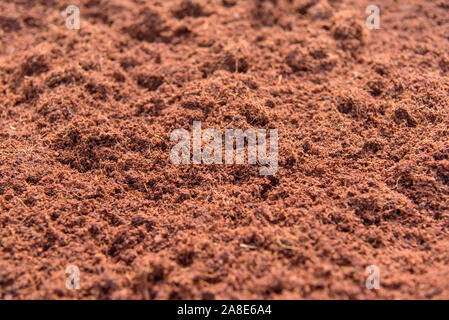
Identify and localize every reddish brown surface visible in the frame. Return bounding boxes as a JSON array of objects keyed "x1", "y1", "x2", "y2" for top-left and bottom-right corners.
[{"x1": 1, "y1": 0, "x2": 449, "y2": 299}]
